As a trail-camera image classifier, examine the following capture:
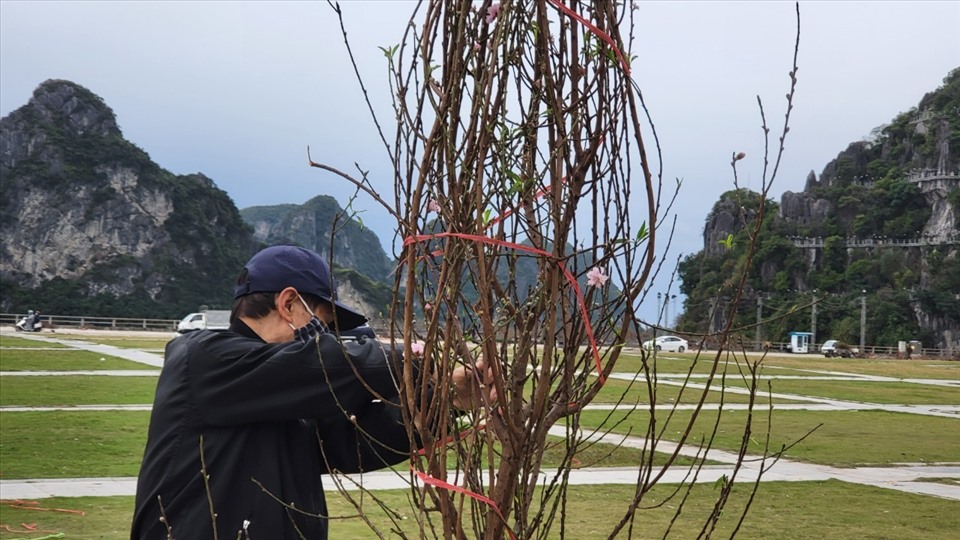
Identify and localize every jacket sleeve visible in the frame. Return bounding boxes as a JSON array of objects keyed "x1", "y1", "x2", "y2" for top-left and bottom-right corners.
[
  {"x1": 186, "y1": 332, "x2": 410, "y2": 426},
  {"x1": 315, "y1": 396, "x2": 418, "y2": 474}
]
